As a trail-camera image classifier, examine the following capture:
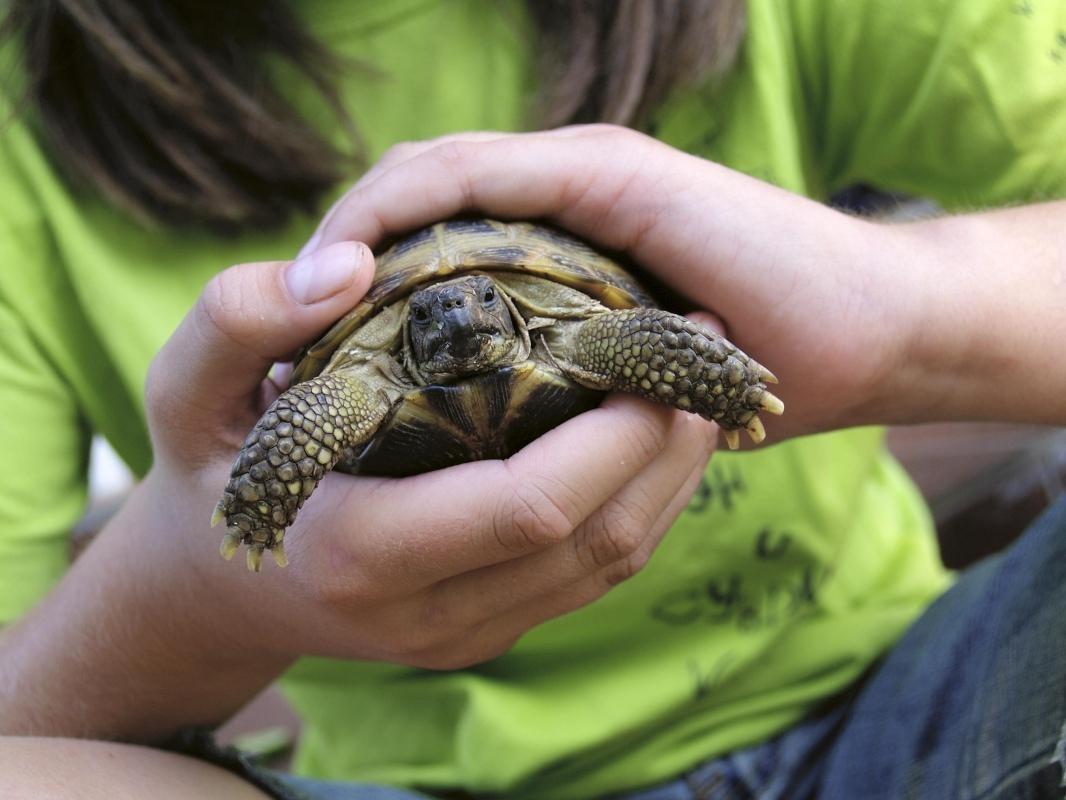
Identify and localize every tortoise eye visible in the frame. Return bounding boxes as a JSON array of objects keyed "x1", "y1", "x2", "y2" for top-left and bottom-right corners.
[
  {"x1": 483, "y1": 287, "x2": 496, "y2": 303},
  {"x1": 412, "y1": 305, "x2": 429, "y2": 324}
]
